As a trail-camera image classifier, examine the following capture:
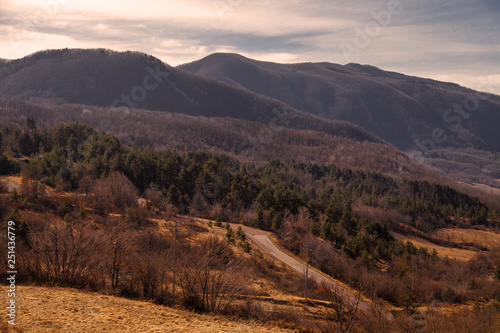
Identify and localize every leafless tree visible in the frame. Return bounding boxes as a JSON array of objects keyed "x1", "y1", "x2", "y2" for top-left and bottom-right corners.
[
  {"x1": 102, "y1": 219, "x2": 132, "y2": 291},
  {"x1": 178, "y1": 235, "x2": 243, "y2": 312},
  {"x1": 78, "y1": 174, "x2": 94, "y2": 198},
  {"x1": 318, "y1": 282, "x2": 361, "y2": 333},
  {"x1": 90, "y1": 172, "x2": 138, "y2": 213},
  {"x1": 144, "y1": 183, "x2": 165, "y2": 211},
  {"x1": 31, "y1": 221, "x2": 102, "y2": 286}
]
